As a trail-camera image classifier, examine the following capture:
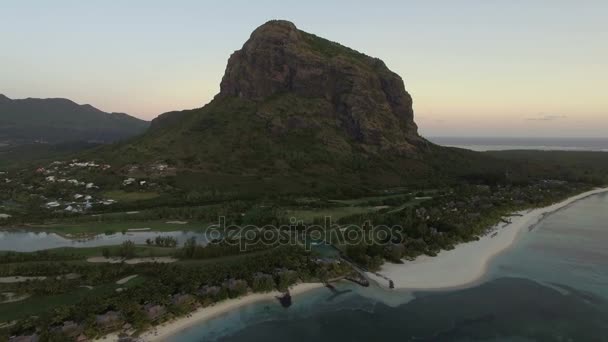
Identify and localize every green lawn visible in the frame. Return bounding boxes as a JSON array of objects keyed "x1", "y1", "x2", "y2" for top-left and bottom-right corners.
[
  {"x1": 386, "y1": 197, "x2": 432, "y2": 213},
  {"x1": 0, "y1": 283, "x2": 115, "y2": 322},
  {"x1": 27, "y1": 220, "x2": 210, "y2": 236},
  {"x1": 329, "y1": 189, "x2": 440, "y2": 206},
  {"x1": 0, "y1": 245, "x2": 176, "y2": 260},
  {"x1": 329, "y1": 193, "x2": 411, "y2": 206},
  {"x1": 174, "y1": 249, "x2": 272, "y2": 266},
  {"x1": 0, "y1": 274, "x2": 150, "y2": 322},
  {"x1": 288, "y1": 196, "x2": 432, "y2": 224},
  {"x1": 102, "y1": 190, "x2": 160, "y2": 202},
  {"x1": 286, "y1": 206, "x2": 381, "y2": 223}
]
